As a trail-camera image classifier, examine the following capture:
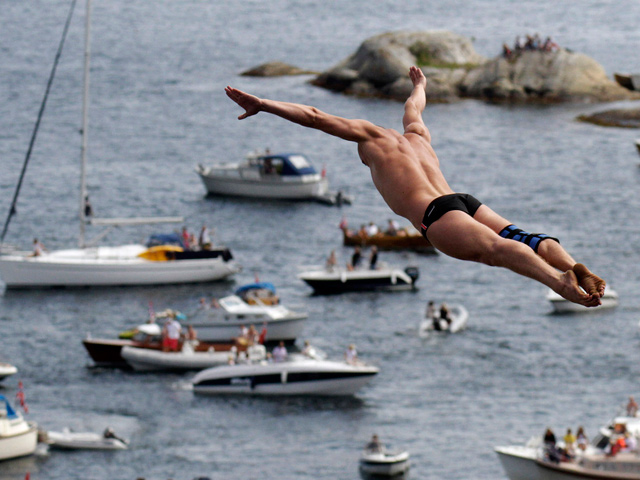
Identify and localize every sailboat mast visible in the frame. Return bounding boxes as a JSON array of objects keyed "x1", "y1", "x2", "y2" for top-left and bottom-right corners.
[{"x1": 78, "y1": 0, "x2": 92, "y2": 248}]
